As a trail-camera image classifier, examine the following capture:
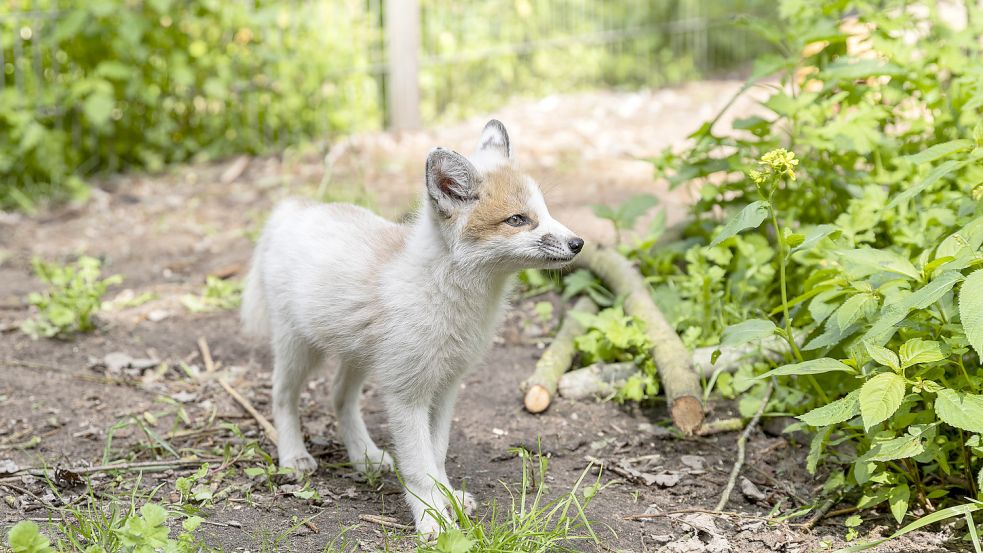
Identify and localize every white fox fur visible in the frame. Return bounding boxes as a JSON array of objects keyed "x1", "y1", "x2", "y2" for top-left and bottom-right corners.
[{"x1": 241, "y1": 120, "x2": 583, "y2": 535}]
